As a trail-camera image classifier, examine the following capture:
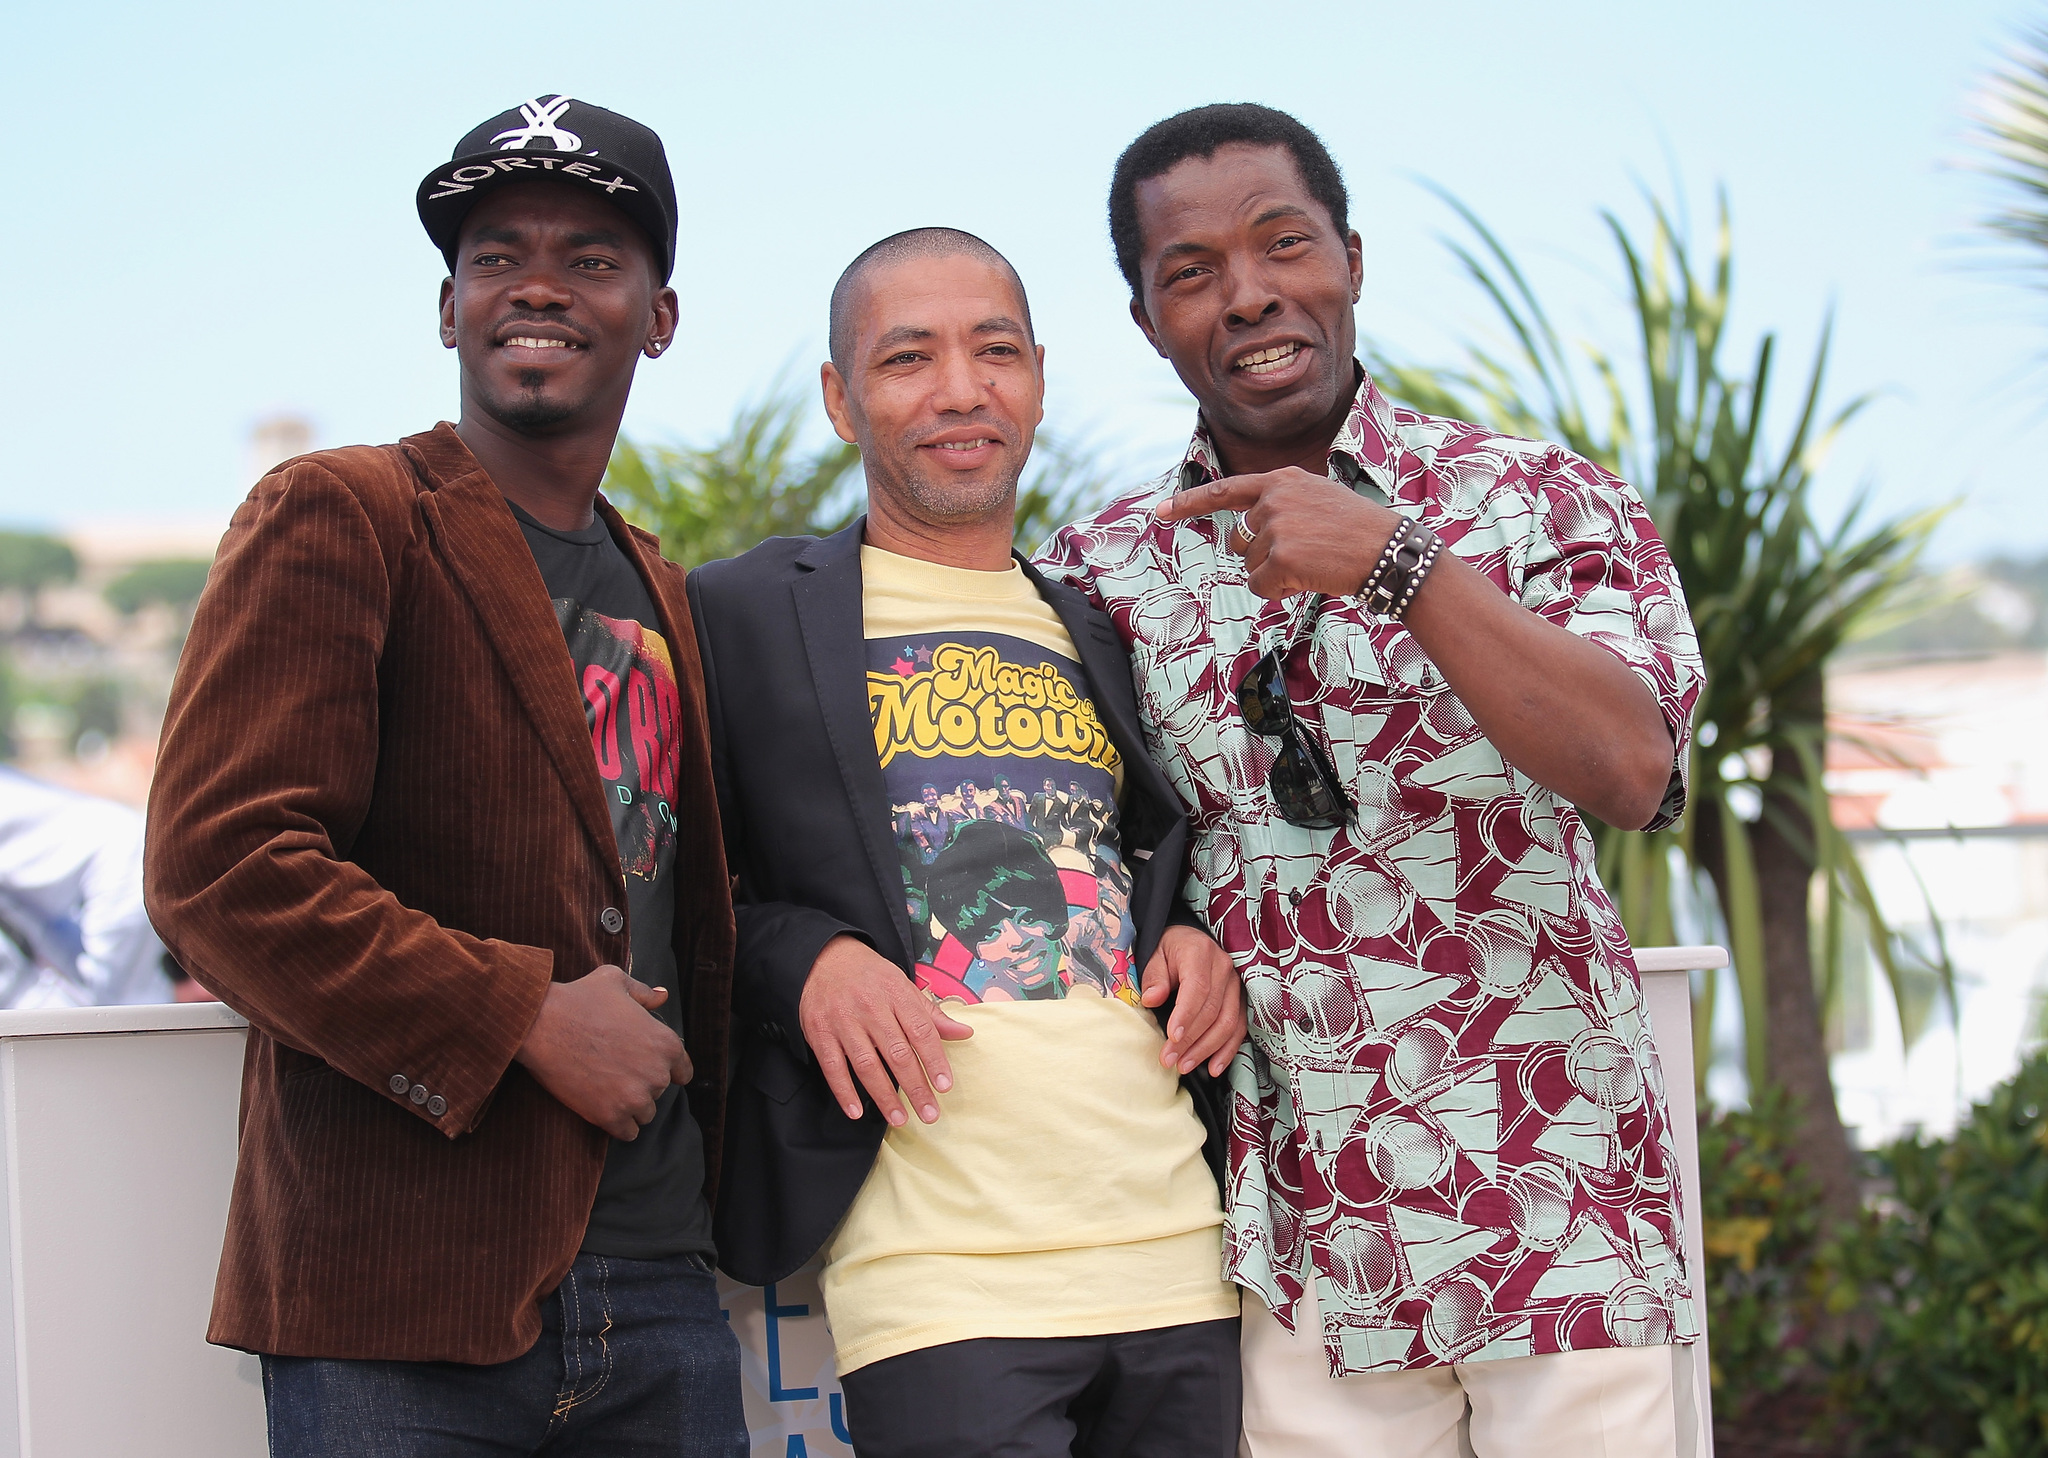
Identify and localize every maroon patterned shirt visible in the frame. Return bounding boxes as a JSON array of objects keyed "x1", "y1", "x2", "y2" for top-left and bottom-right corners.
[{"x1": 1034, "y1": 370, "x2": 1702, "y2": 1373}]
